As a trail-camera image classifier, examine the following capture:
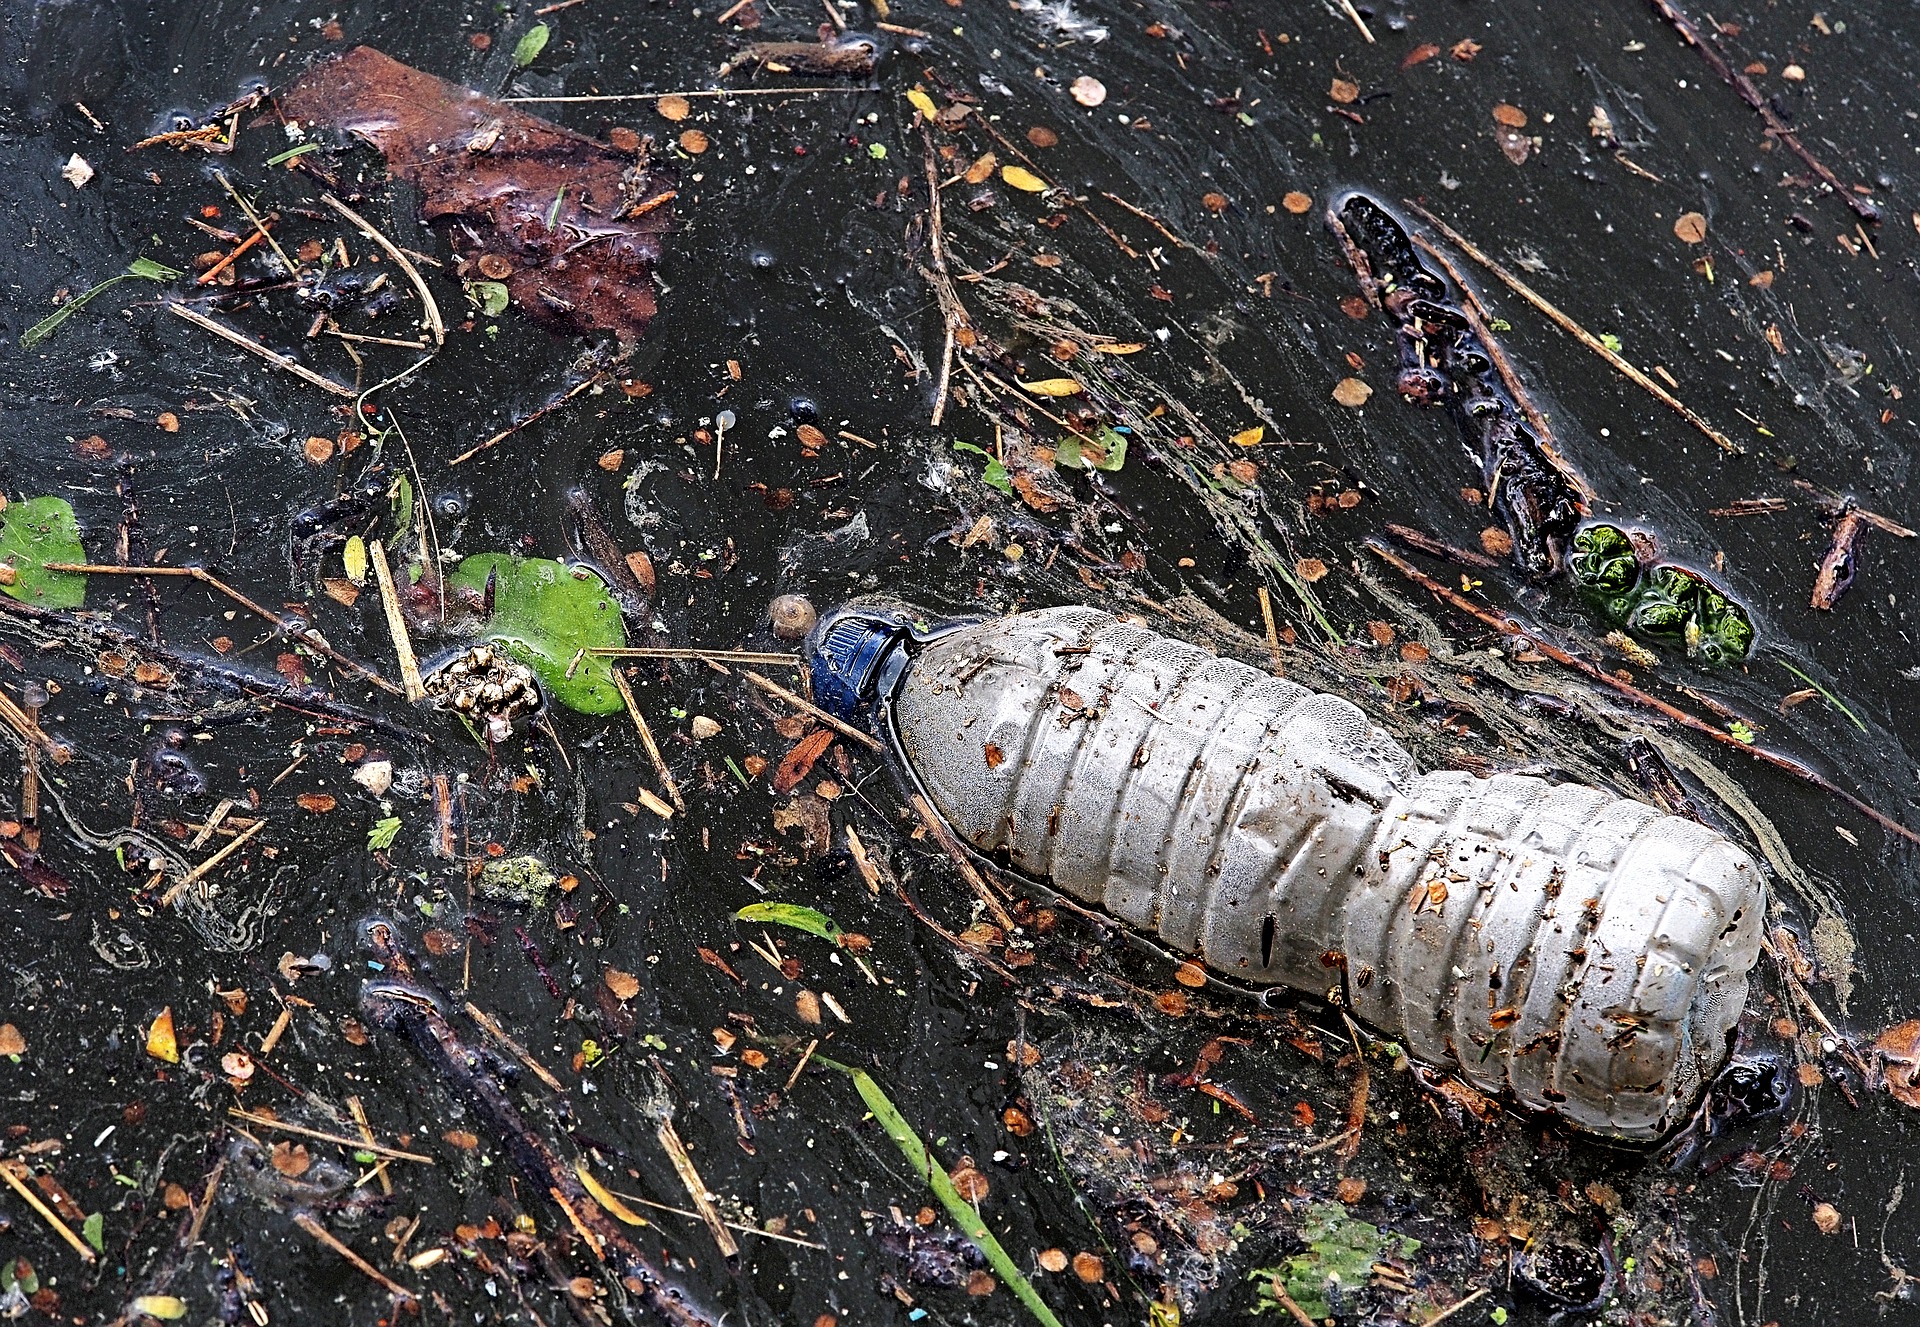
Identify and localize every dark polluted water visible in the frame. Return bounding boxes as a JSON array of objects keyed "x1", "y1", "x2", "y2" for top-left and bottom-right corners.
[{"x1": 1, "y1": 0, "x2": 1918, "y2": 1324}]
